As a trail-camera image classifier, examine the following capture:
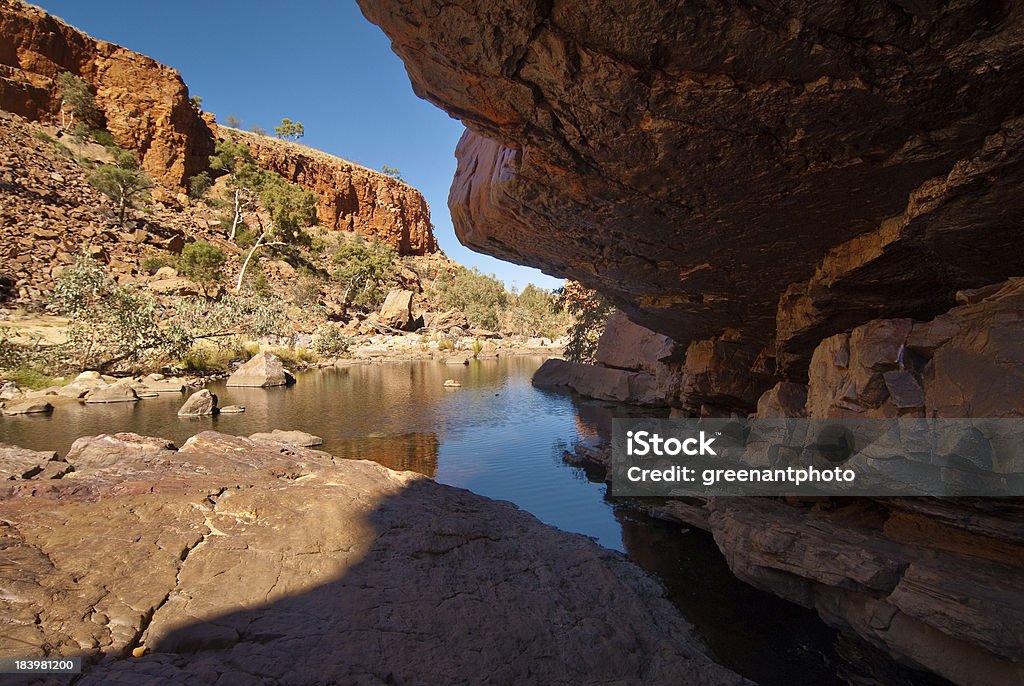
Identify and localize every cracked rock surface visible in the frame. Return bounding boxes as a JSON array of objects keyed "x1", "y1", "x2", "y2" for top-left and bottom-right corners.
[{"x1": 0, "y1": 431, "x2": 745, "y2": 685}]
